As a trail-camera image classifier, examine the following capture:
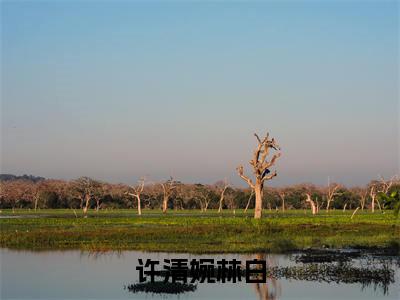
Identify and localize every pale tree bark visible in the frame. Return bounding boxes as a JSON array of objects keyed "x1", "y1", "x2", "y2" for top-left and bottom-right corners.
[
  {"x1": 71, "y1": 177, "x2": 102, "y2": 218},
  {"x1": 34, "y1": 194, "x2": 39, "y2": 211},
  {"x1": 244, "y1": 190, "x2": 255, "y2": 213},
  {"x1": 193, "y1": 184, "x2": 212, "y2": 213},
  {"x1": 325, "y1": 179, "x2": 340, "y2": 212},
  {"x1": 368, "y1": 176, "x2": 397, "y2": 213},
  {"x1": 351, "y1": 207, "x2": 360, "y2": 219},
  {"x1": 199, "y1": 195, "x2": 212, "y2": 212},
  {"x1": 83, "y1": 193, "x2": 90, "y2": 217},
  {"x1": 203, "y1": 197, "x2": 211, "y2": 212},
  {"x1": 305, "y1": 193, "x2": 317, "y2": 215},
  {"x1": 379, "y1": 175, "x2": 396, "y2": 194},
  {"x1": 357, "y1": 189, "x2": 368, "y2": 211},
  {"x1": 370, "y1": 185, "x2": 377, "y2": 213},
  {"x1": 217, "y1": 179, "x2": 229, "y2": 213},
  {"x1": 252, "y1": 253, "x2": 281, "y2": 300},
  {"x1": 161, "y1": 177, "x2": 176, "y2": 213},
  {"x1": 127, "y1": 178, "x2": 145, "y2": 216},
  {"x1": 237, "y1": 132, "x2": 282, "y2": 219}
]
